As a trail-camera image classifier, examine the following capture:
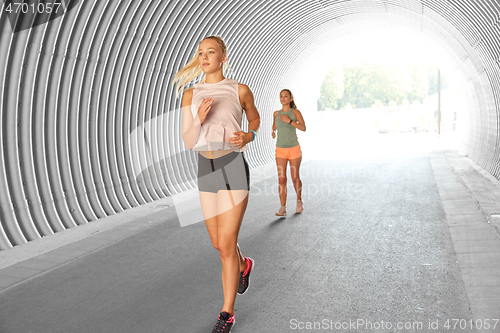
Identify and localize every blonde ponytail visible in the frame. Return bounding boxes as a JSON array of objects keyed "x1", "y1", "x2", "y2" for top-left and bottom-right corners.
[
  {"x1": 172, "y1": 36, "x2": 231, "y2": 95},
  {"x1": 172, "y1": 52, "x2": 203, "y2": 94}
]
